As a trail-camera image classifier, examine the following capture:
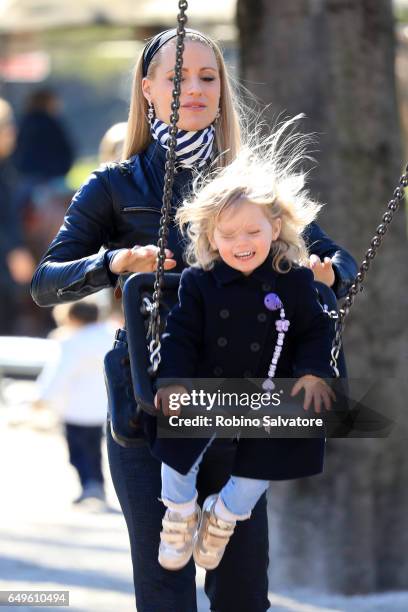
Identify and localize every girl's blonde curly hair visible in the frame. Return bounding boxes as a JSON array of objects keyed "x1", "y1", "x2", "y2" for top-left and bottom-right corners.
[{"x1": 176, "y1": 114, "x2": 323, "y2": 273}]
